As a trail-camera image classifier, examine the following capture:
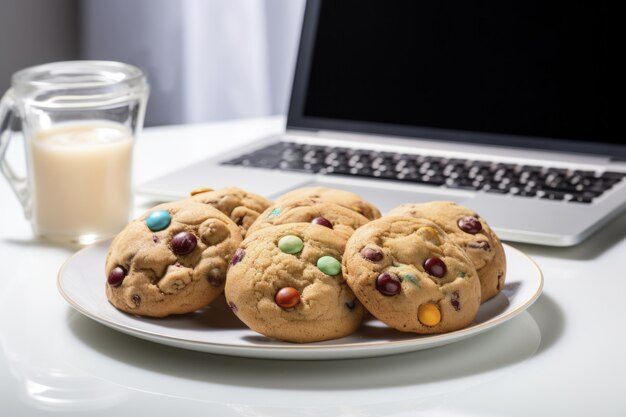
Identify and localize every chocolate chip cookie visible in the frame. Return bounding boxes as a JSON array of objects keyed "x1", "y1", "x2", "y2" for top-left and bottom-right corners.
[
  {"x1": 343, "y1": 216, "x2": 481, "y2": 334},
  {"x1": 389, "y1": 201, "x2": 506, "y2": 302},
  {"x1": 105, "y1": 200, "x2": 242, "y2": 317},
  {"x1": 247, "y1": 198, "x2": 370, "y2": 238},
  {"x1": 188, "y1": 187, "x2": 272, "y2": 236},
  {"x1": 225, "y1": 223, "x2": 366, "y2": 343},
  {"x1": 276, "y1": 187, "x2": 381, "y2": 221}
]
